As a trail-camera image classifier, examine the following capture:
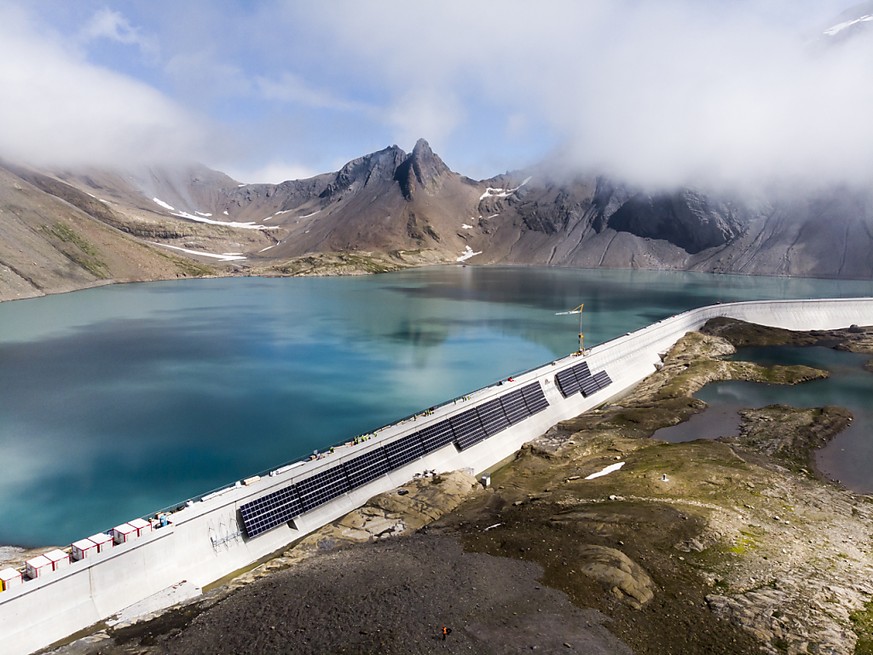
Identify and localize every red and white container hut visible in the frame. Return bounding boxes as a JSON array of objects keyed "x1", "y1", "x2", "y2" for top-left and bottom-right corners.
[
  {"x1": 128, "y1": 518, "x2": 152, "y2": 537},
  {"x1": 88, "y1": 532, "x2": 114, "y2": 553},
  {"x1": 24, "y1": 555, "x2": 53, "y2": 580},
  {"x1": 44, "y1": 549, "x2": 70, "y2": 571},
  {"x1": 111, "y1": 522, "x2": 137, "y2": 545},
  {"x1": 0, "y1": 567, "x2": 22, "y2": 592},
  {"x1": 71, "y1": 538, "x2": 98, "y2": 561}
]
